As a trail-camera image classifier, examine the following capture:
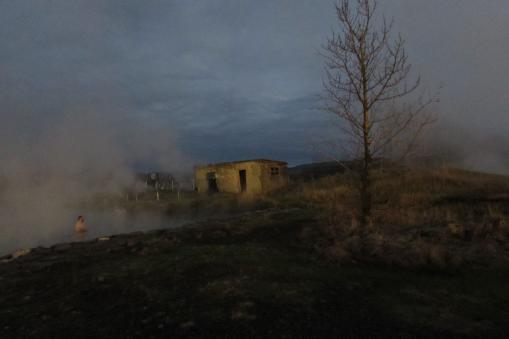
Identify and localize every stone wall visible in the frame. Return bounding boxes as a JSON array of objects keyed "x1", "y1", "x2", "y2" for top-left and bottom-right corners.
[{"x1": 195, "y1": 160, "x2": 288, "y2": 194}]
